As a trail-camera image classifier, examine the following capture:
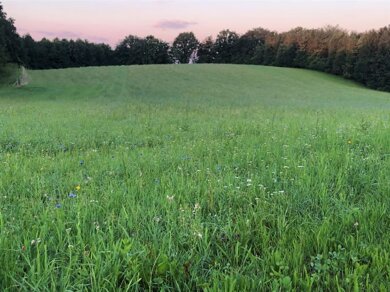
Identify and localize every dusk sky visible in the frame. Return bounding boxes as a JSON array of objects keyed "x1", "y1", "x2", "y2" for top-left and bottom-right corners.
[{"x1": 3, "y1": 0, "x2": 390, "y2": 47}]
